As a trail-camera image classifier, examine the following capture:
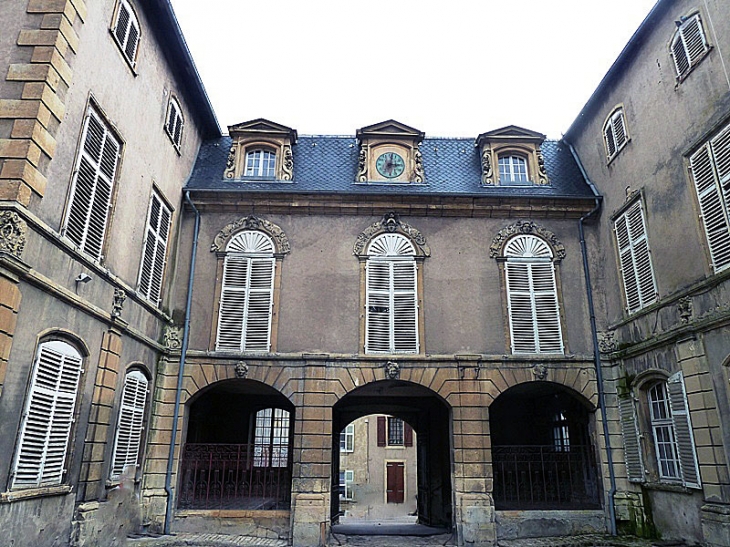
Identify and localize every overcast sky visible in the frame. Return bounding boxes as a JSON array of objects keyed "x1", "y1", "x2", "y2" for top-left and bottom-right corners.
[{"x1": 171, "y1": 0, "x2": 658, "y2": 139}]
